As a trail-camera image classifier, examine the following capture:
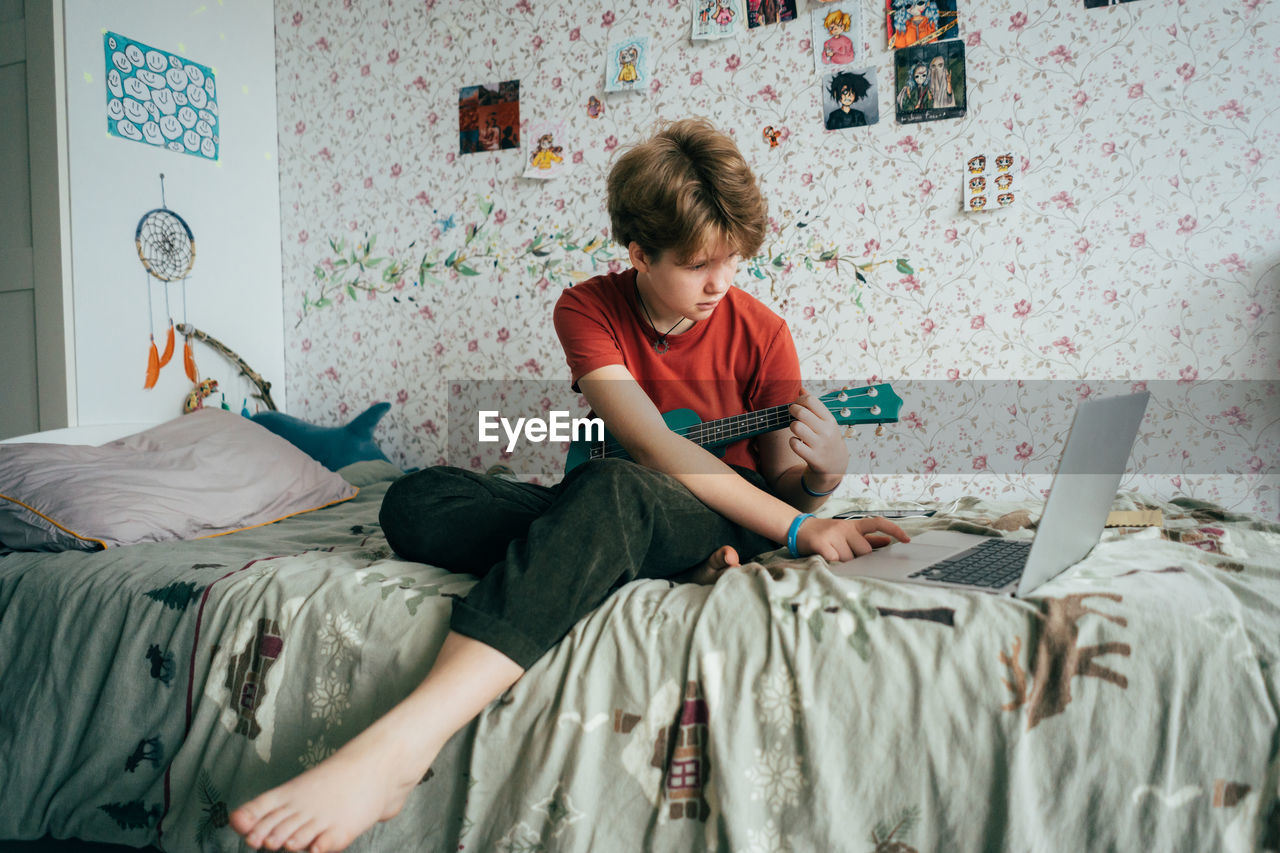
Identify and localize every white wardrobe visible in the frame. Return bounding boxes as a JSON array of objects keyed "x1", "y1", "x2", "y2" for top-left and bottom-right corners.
[
  {"x1": 0, "y1": 0, "x2": 285, "y2": 440},
  {"x1": 0, "y1": 0, "x2": 73, "y2": 440}
]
